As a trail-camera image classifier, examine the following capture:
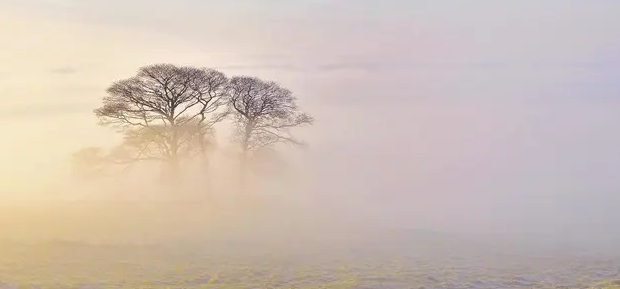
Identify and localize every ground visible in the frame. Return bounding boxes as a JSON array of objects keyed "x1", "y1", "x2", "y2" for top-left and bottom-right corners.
[
  {"x1": 1, "y1": 201, "x2": 618, "y2": 288},
  {"x1": 0, "y1": 239, "x2": 619, "y2": 289}
]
